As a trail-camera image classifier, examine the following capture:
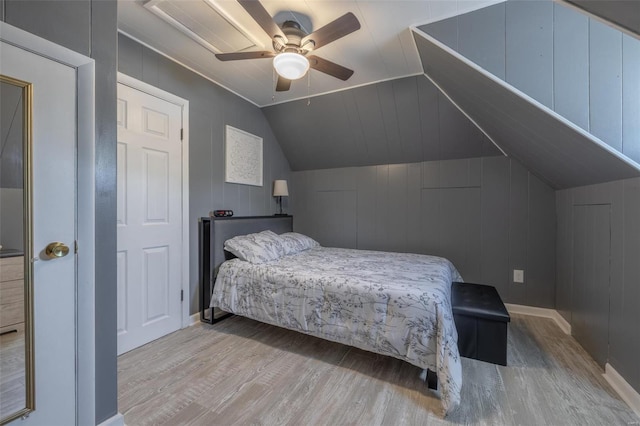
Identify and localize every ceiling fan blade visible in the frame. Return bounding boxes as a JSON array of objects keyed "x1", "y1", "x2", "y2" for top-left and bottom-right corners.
[
  {"x1": 308, "y1": 55, "x2": 354, "y2": 81},
  {"x1": 302, "y1": 12, "x2": 360, "y2": 50},
  {"x1": 215, "y1": 51, "x2": 275, "y2": 61},
  {"x1": 238, "y1": 0, "x2": 288, "y2": 43},
  {"x1": 275, "y1": 76, "x2": 291, "y2": 92}
]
